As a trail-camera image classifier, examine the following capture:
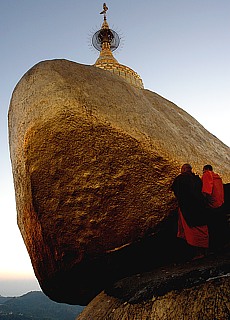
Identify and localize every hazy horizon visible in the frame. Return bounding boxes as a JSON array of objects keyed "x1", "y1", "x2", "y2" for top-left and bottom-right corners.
[{"x1": 0, "y1": 277, "x2": 41, "y2": 297}]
